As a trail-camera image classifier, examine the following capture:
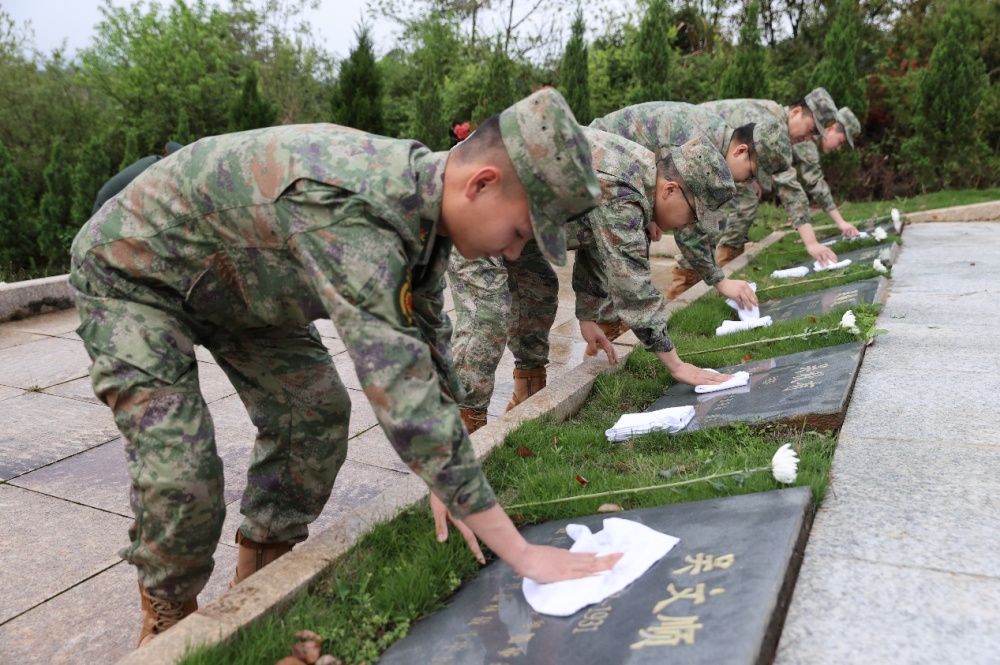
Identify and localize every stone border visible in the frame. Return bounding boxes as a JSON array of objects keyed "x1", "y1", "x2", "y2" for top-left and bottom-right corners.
[
  {"x1": 0, "y1": 275, "x2": 72, "y2": 323},
  {"x1": 118, "y1": 234, "x2": 785, "y2": 664},
  {"x1": 905, "y1": 200, "x2": 1000, "y2": 224}
]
